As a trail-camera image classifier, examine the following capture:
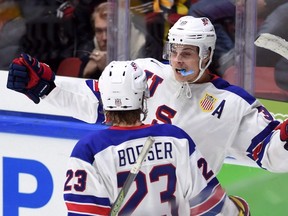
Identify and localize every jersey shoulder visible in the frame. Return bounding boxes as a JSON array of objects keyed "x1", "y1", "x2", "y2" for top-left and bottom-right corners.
[
  {"x1": 211, "y1": 76, "x2": 256, "y2": 105},
  {"x1": 151, "y1": 123, "x2": 188, "y2": 137},
  {"x1": 134, "y1": 58, "x2": 171, "y2": 75},
  {"x1": 150, "y1": 124, "x2": 196, "y2": 150},
  {"x1": 70, "y1": 128, "x2": 113, "y2": 163}
]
